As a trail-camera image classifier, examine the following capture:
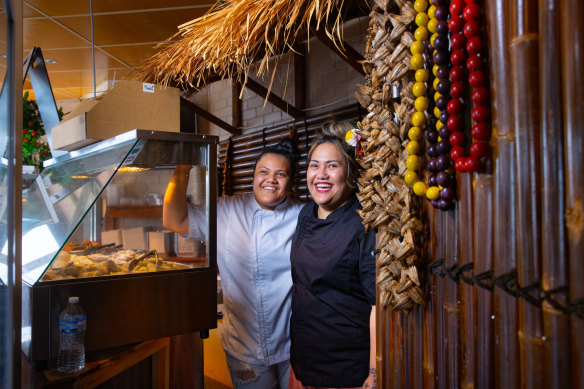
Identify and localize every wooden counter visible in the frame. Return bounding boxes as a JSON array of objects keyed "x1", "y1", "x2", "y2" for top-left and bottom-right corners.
[{"x1": 24, "y1": 337, "x2": 170, "y2": 388}]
